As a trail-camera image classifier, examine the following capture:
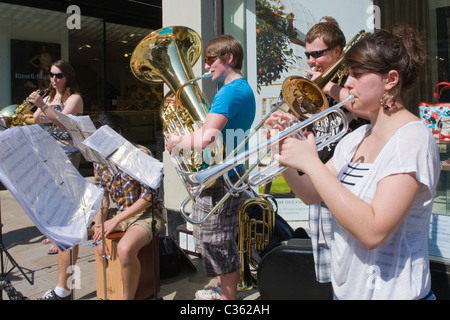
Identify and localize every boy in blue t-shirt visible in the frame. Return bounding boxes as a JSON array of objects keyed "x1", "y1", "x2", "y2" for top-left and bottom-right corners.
[{"x1": 166, "y1": 35, "x2": 255, "y2": 300}]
